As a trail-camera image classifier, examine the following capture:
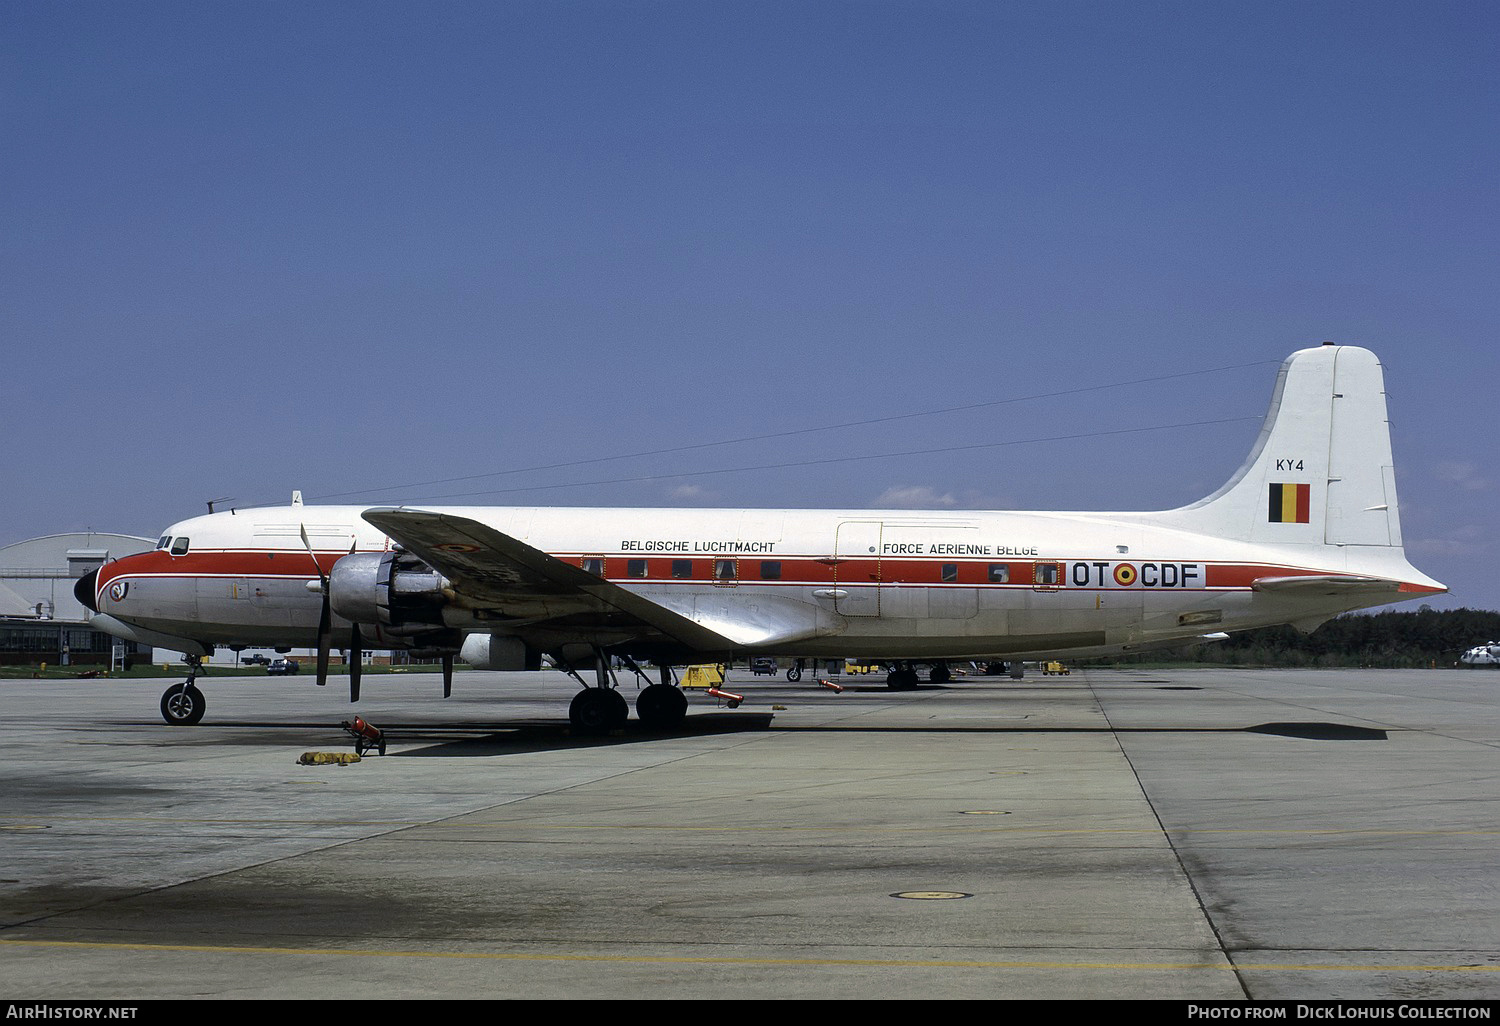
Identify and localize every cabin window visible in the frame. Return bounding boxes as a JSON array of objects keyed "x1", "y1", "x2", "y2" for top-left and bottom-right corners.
[
  {"x1": 671, "y1": 559, "x2": 693, "y2": 579},
  {"x1": 759, "y1": 560, "x2": 782, "y2": 580},
  {"x1": 941, "y1": 563, "x2": 958, "y2": 583},
  {"x1": 582, "y1": 557, "x2": 604, "y2": 576},
  {"x1": 170, "y1": 537, "x2": 190, "y2": 556},
  {"x1": 988, "y1": 563, "x2": 1009, "y2": 583},
  {"x1": 1035, "y1": 563, "x2": 1060, "y2": 586},
  {"x1": 715, "y1": 558, "x2": 736, "y2": 581},
  {"x1": 627, "y1": 559, "x2": 648, "y2": 578}
]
